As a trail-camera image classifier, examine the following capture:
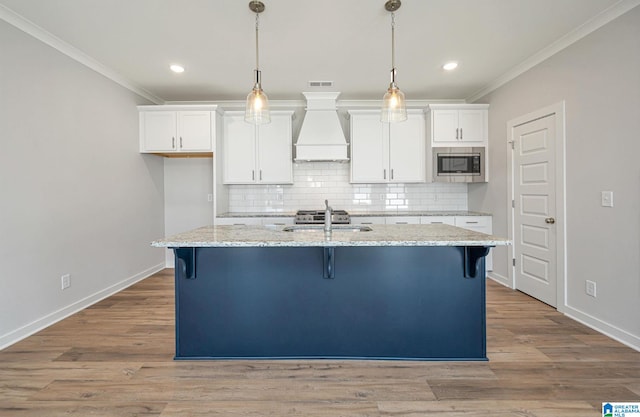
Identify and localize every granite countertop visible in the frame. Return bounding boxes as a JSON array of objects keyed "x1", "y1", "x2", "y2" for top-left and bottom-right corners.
[
  {"x1": 216, "y1": 211, "x2": 490, "y2": 218},
  {"x1": 152, "y1": 224, "x2": 510, "y2": 248}
]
